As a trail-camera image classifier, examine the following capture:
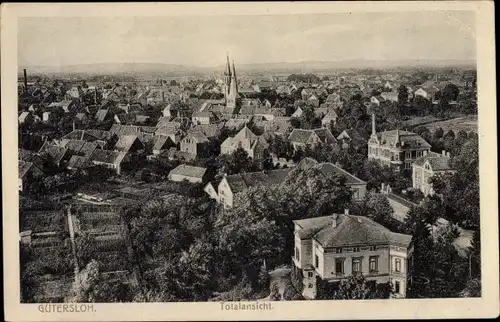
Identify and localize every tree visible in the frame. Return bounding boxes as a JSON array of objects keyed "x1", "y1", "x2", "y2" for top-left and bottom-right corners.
[
  {"x1": 433, "y1": 127, "x2": 444, "y2": 141},
  {"x1": 330, "y1": 274, "x2": 392, "y2": 299},
  {"x1": 397, "y1": 85, "x2": 409, "y2": 107},
  {"x1": 217, "y1": 147, "x2": 258, "y2": 175},
  {"x1": 362, "y1": 191, "x2": 394, "y2": 225},
  {"x1": 68, "y1": 260, "x2": 132, "y2": 302},
  {"x1": 441, "y1": 83, "x2": 460, "y2": 102}
]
